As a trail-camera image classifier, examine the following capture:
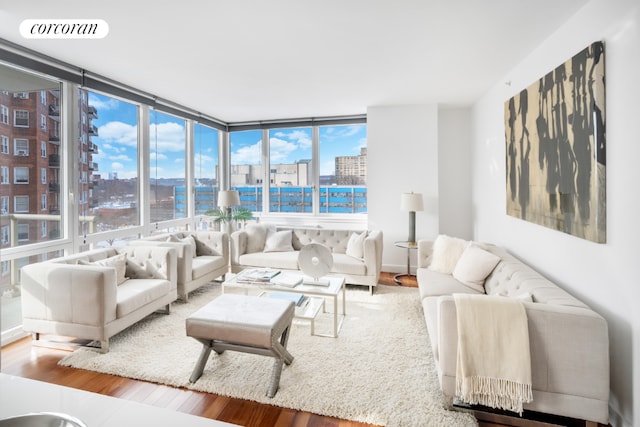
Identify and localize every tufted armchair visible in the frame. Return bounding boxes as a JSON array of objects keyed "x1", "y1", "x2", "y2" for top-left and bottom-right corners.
[
  {"x1": 20, "y1": 246, "x2": 178, "y2": 353},
  {"x1": 231, "y1": 225, "x2": 383, "y2": 293},
  {"x1": 131, "y1": 230, "x2": 229, "y2": 301}
]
